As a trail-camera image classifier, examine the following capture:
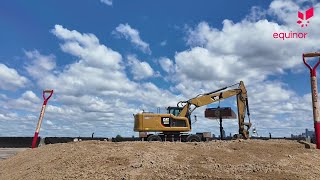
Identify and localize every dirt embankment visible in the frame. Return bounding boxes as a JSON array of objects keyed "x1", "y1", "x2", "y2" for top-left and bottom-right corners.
[{"x1": 0, "y1": 139, "x2": 319, "y2": 180}]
